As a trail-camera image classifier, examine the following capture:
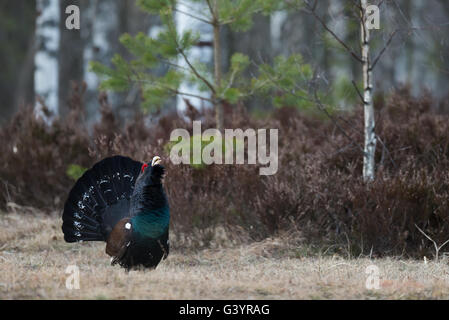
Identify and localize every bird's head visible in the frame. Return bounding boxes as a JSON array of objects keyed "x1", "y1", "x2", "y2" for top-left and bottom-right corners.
[{"x1": 137, "y1": 156, "x2": 165, "y2": 185}]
